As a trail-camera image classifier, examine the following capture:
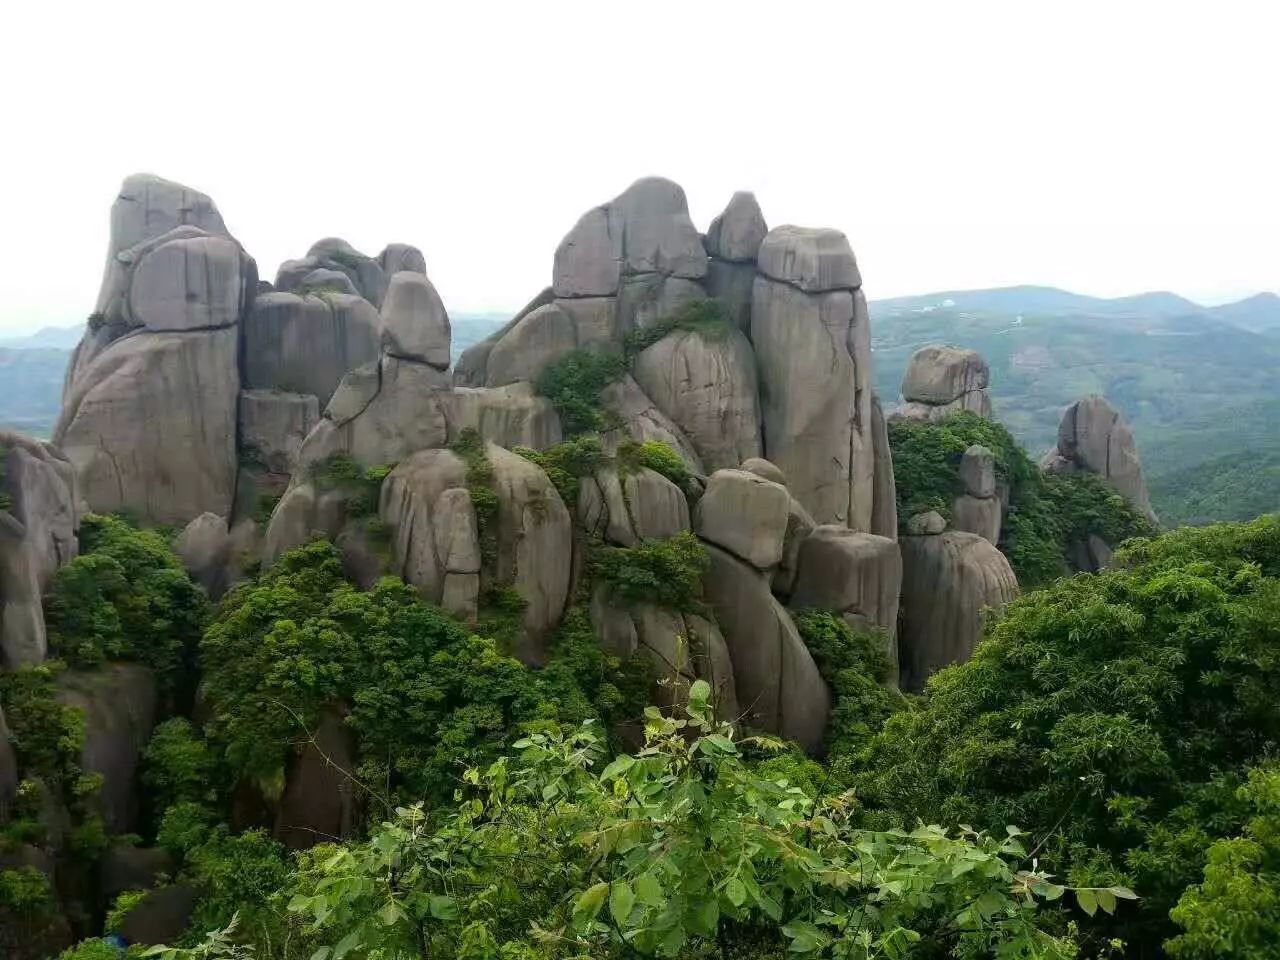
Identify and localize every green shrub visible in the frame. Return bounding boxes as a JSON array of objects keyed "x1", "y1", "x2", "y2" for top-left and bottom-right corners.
[
  {"x1": 105, "y1": 889, "x2": 147, "y2": 934},
  {"x1": 592, "y1": 531, "x2": 708, "y2": 612},
  {"x1": 889, "y1": 412, "x2": 1154, "y2": 586},
  {"x1": 792, "y1": 611, "x2": 907, "y2": 765},
  {"x1": 851, "y1": 516, "x2": 1280, "y2": 950},
  {"x1": 623, "y1": 297, "x2": 733, "y2": 356},
  {"x1": 534, "y1": 348, "x2": 627, "y2": 437},
  {"x1": 449, "y1": 428, "x2": 500, "y2": 569},
  {"x1": 1167, "y1": 762, "x2": 1280, "y2": 959},
  {"x1": 143, "y1": 718, "x2": 216, "y2": 812},
  {"x1": 45, "y1": 514, "x2": 208, "y2": 680},
  {"x1": 514, "y1": 435, "x2": 607, "y2": 507},
  {"x1": 201, "y1": 542, "x2": 646, "y2": 808},
  {"x1": 617, "y1": 438, "x2": 692, "y2": 491},
  {"x1": 55, "y1": 940, "x2": 129, "y2": 960},
  {"x1": 311, "y1": 454, "x2": 394, "y2": 518}
]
